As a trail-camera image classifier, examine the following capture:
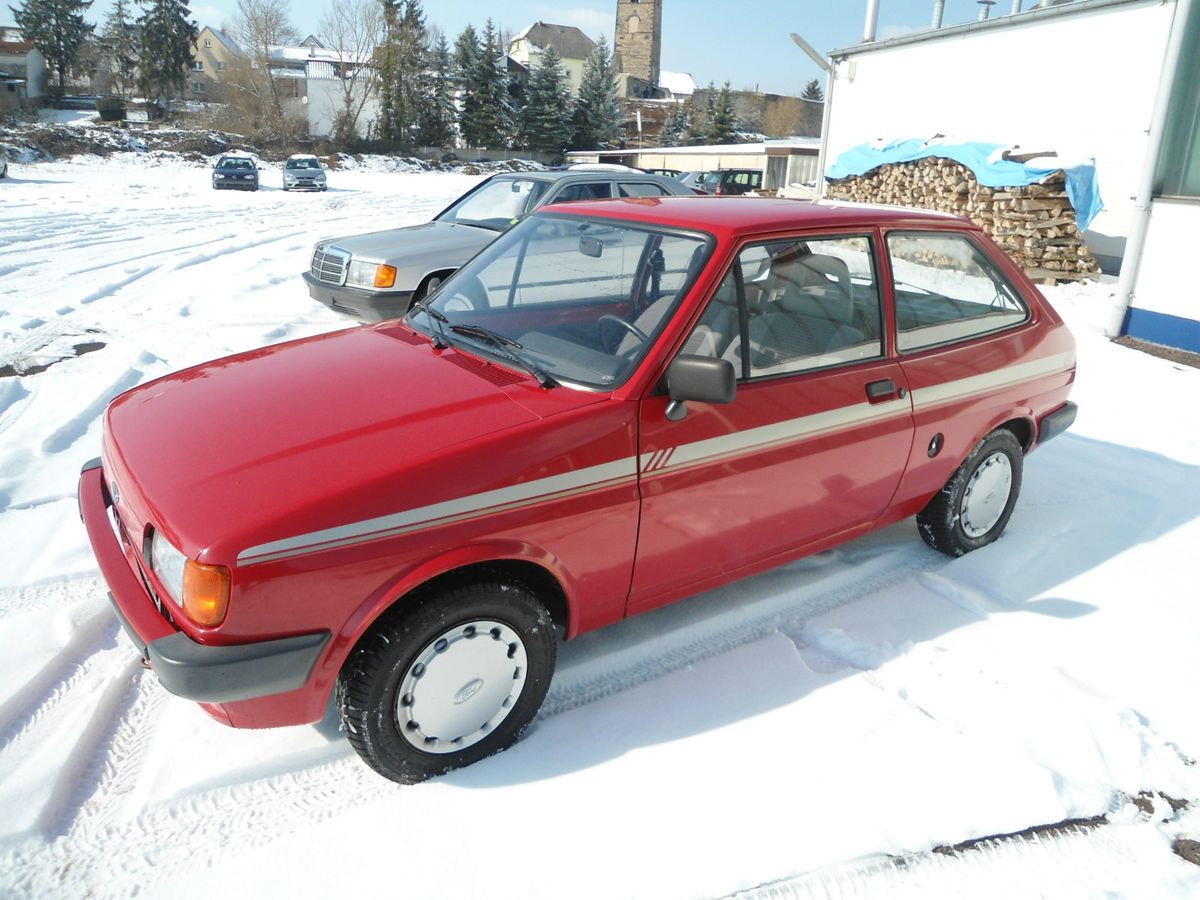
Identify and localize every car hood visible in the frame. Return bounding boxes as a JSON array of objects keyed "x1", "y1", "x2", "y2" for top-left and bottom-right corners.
[
  {"x1": 102, "y1": 324, "x2": 598, "y2": 565},
  {"x1": 324, "y1": 220, "x2": 499, "y2": 265}
]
